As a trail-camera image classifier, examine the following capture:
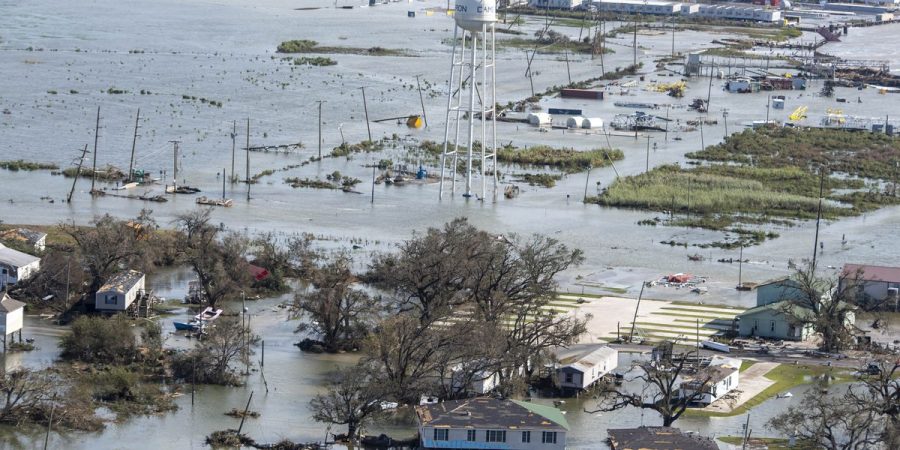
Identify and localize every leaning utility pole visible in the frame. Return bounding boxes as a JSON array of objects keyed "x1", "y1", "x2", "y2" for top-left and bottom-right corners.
[
  {"x1": 127, "y1": 108, "x2": 140, "y2": 182},
  {"x1": 67, "y1": 144, "x2": 89, "y2": 203},
  {"x1": 360, "y1": 87, "x2": 372, "y2": 142},
  {"x1": 415, "y1": 75, "x2": 428, "y2": 127},
  {"x1": 316, "y1": 100, "x2": 325, "y2": 159},
  {"x1": 91, "y1": 106, "x2": 100, "y2": 193},
  {"x1": 230, "y1": 120, "x2": 236, "y2": 183},
  {"x1": 245, "y1": 118, "x2": 251, "y2": 200},
  {"x1": 633, "y1": 20, "x2": 638, "y2": 67}
]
